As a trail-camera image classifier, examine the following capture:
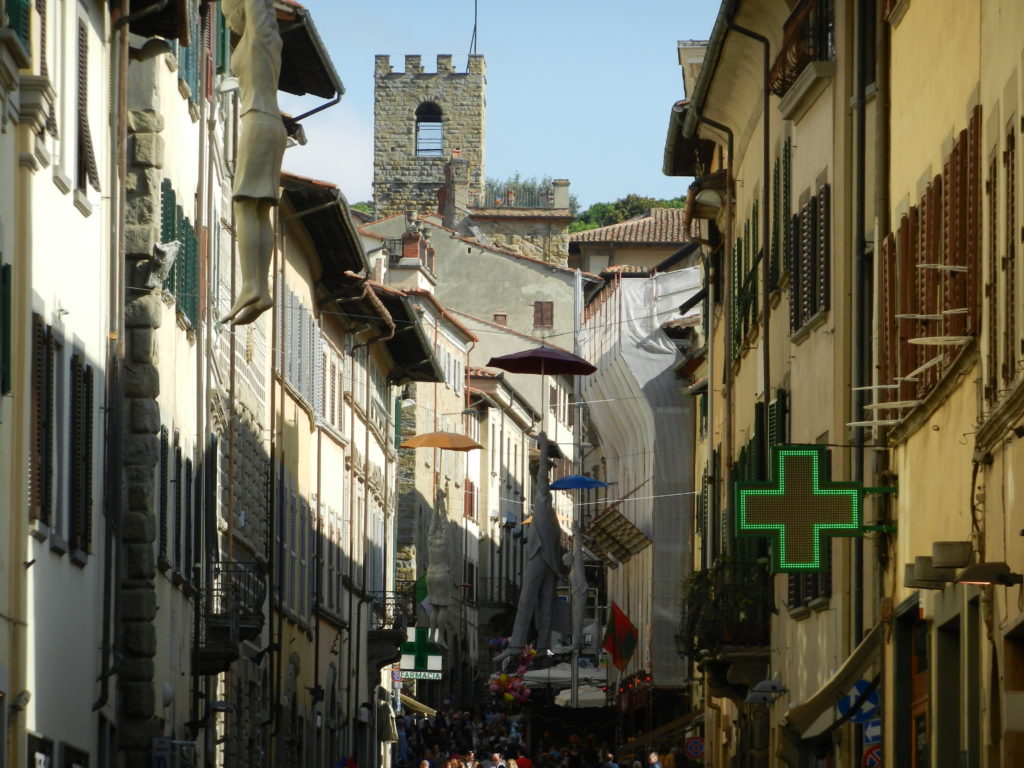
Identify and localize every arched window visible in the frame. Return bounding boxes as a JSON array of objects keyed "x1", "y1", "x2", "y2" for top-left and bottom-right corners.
[{"x1": 415, "y1": 102, "x2": 443, "y2": 157}]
